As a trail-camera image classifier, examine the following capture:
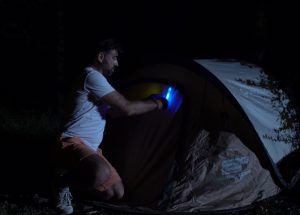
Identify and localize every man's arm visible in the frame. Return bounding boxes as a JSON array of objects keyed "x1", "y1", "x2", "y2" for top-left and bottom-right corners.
[{"x1": 100, "y1": 90, "x2": 163, "y2": 117}]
